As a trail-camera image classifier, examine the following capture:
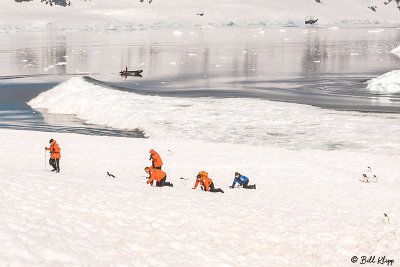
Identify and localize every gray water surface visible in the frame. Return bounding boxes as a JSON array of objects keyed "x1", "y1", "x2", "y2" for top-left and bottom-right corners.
[{"x1": 1, "y1": 27, "x2": 400, "y2": 135}]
